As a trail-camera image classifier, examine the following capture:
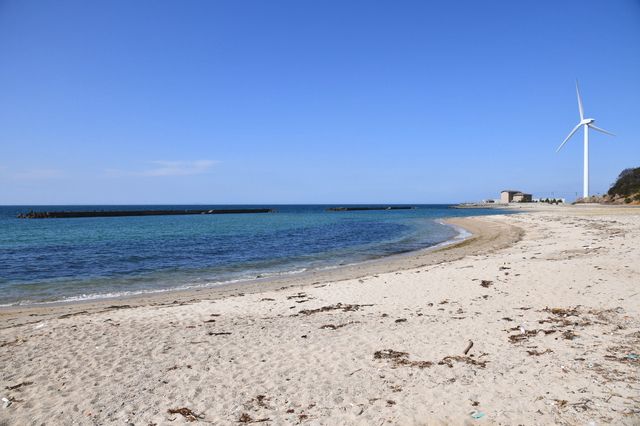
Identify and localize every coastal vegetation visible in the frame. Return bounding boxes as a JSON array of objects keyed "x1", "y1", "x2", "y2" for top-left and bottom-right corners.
[{"x1": 575, "y1": 166, "x2": 640, "y2": 205}]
